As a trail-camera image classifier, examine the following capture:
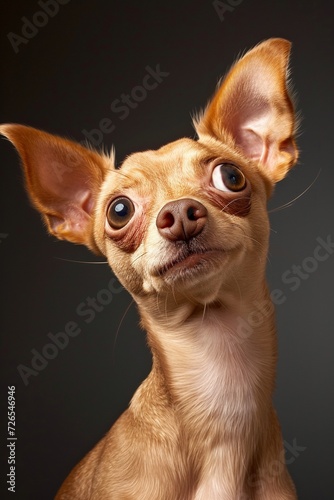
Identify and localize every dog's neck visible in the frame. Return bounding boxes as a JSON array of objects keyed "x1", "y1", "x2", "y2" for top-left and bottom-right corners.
[{"x1": 134, "y1": 283, "x2": 276, "y2": 436}]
